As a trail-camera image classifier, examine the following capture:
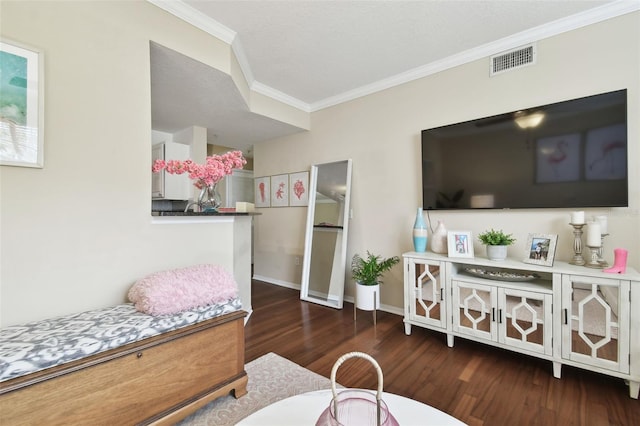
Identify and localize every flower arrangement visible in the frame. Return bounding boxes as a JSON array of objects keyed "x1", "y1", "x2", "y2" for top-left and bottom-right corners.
[{"x1": 152, "y1": 150, "x2": 246, "y2": 189}]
